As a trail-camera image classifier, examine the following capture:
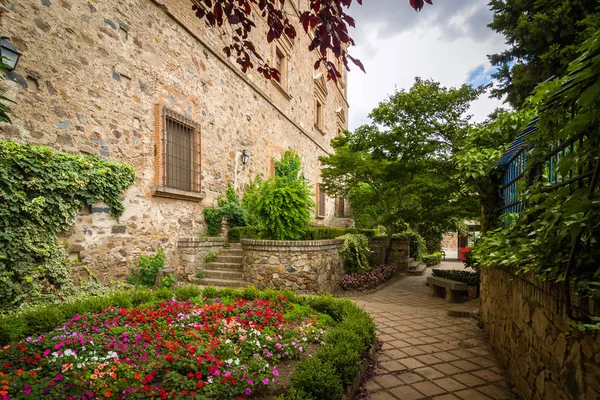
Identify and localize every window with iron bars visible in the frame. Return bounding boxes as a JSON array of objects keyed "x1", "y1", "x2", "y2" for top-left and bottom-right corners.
[
  {"x1": 335, "y1": 196, "x2": 352, "y2": 218},
  {"x1": 160, "y1": 108, "x2": 201, "y2": 193}
]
